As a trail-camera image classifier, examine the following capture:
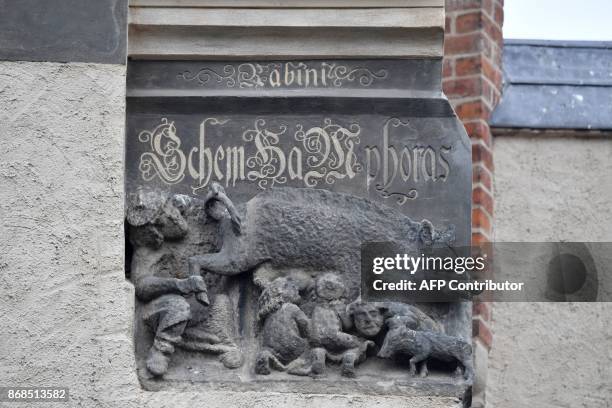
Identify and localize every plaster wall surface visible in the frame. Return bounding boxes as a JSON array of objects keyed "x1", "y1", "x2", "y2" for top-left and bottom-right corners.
[
  {"x1": 490, "y1": 134, "x2": 612, "y2": 408},
  {"x1": 0, "y1": 61, "x2": 463, "y2": 407}
]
